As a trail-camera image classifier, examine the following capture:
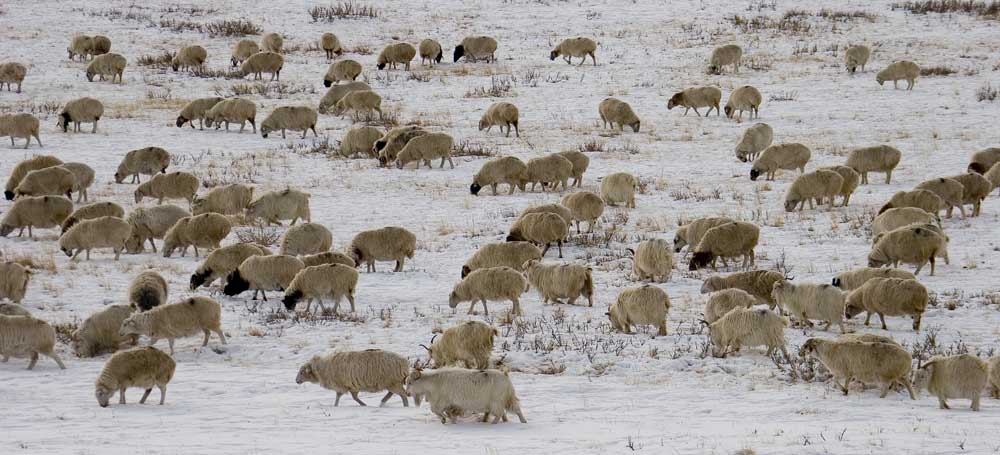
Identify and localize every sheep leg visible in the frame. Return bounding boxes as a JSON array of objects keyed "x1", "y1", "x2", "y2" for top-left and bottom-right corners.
[
  {"x1": 202, "y1": 329, "x2": 211, "y2": 346},
  {"x1": 841, "y1": 375, "x2": 852, "y2": 395},
  {"x1": 120, "y1": 388, "x2": 127, "y2": 404},
  {"x1": 215, "y1": 327, "x2": 226, "y2": 345},
  {"x1": 512, "y1": 298, "x2": 521, "y2": 316},
  {"x1": 938, "y1": 396, "x2": 950, "y2": 409},
  {"x1": 379, "y1": 391, "x2": 395, "y2": 407},
  {"x1": 140, "y1": 389, "x2": 153, "y2": 404},
  {"x1": 693, "y1": 107, "x2": 701, "y2": 117},
  {"x1": 657, "y1": 321, "x2": 667, "y2": 337},
  {"x1": 467, "y1": 302, "x2": 476, "y2": 315},
  {"x1": 158, "y1": 385, "x2": 167, "y2": 404},
  {"x1": 557, "y1": 240, "x2": 563, "y2": 258},
  {"x1": 540, "y1": 243, "x2": 551, "y2": 257},
  {"x1": 26, "y1": 352, "x2": 38, "y2": 370},
  {"x1": 335, "y1": 392, "x2": 343, "y2": 406},
  {"x1": 972, "y1": 396, "x2": 981, "y2": 411},
  {"x1": 482, "y1": 300, "x2": 489, "y2": 316},
  {"x1": 347, "y1": 293, "x2": 356, "y2": 312},
  {"x1": 878, "y1": 313, "x2": 888, "y2": 330},
  {"x1": 47, "y1": 351, "x2": 66, "y2": 369},
  {"x1": 395, "y1": 259, "x2": 404, "y2": 272},
  {"x1": 167, "y1": 338, "x2": 175, "y2": 355},
  {"x1": 350, "y1": 391, "x2": 368, "y2": 406}
]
